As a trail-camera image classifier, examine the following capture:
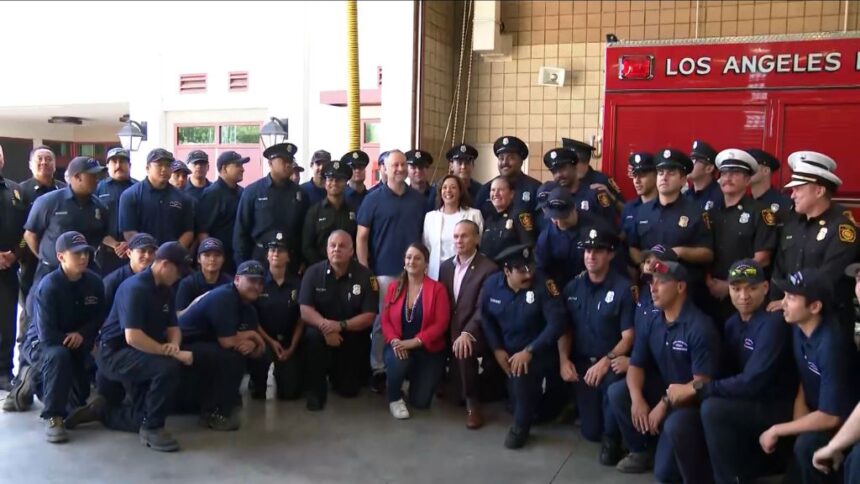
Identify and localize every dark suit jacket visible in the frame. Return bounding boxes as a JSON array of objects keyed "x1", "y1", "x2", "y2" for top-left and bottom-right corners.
[{"x1": 439, "y1": 252, "x2": 498, "y2": 339}]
